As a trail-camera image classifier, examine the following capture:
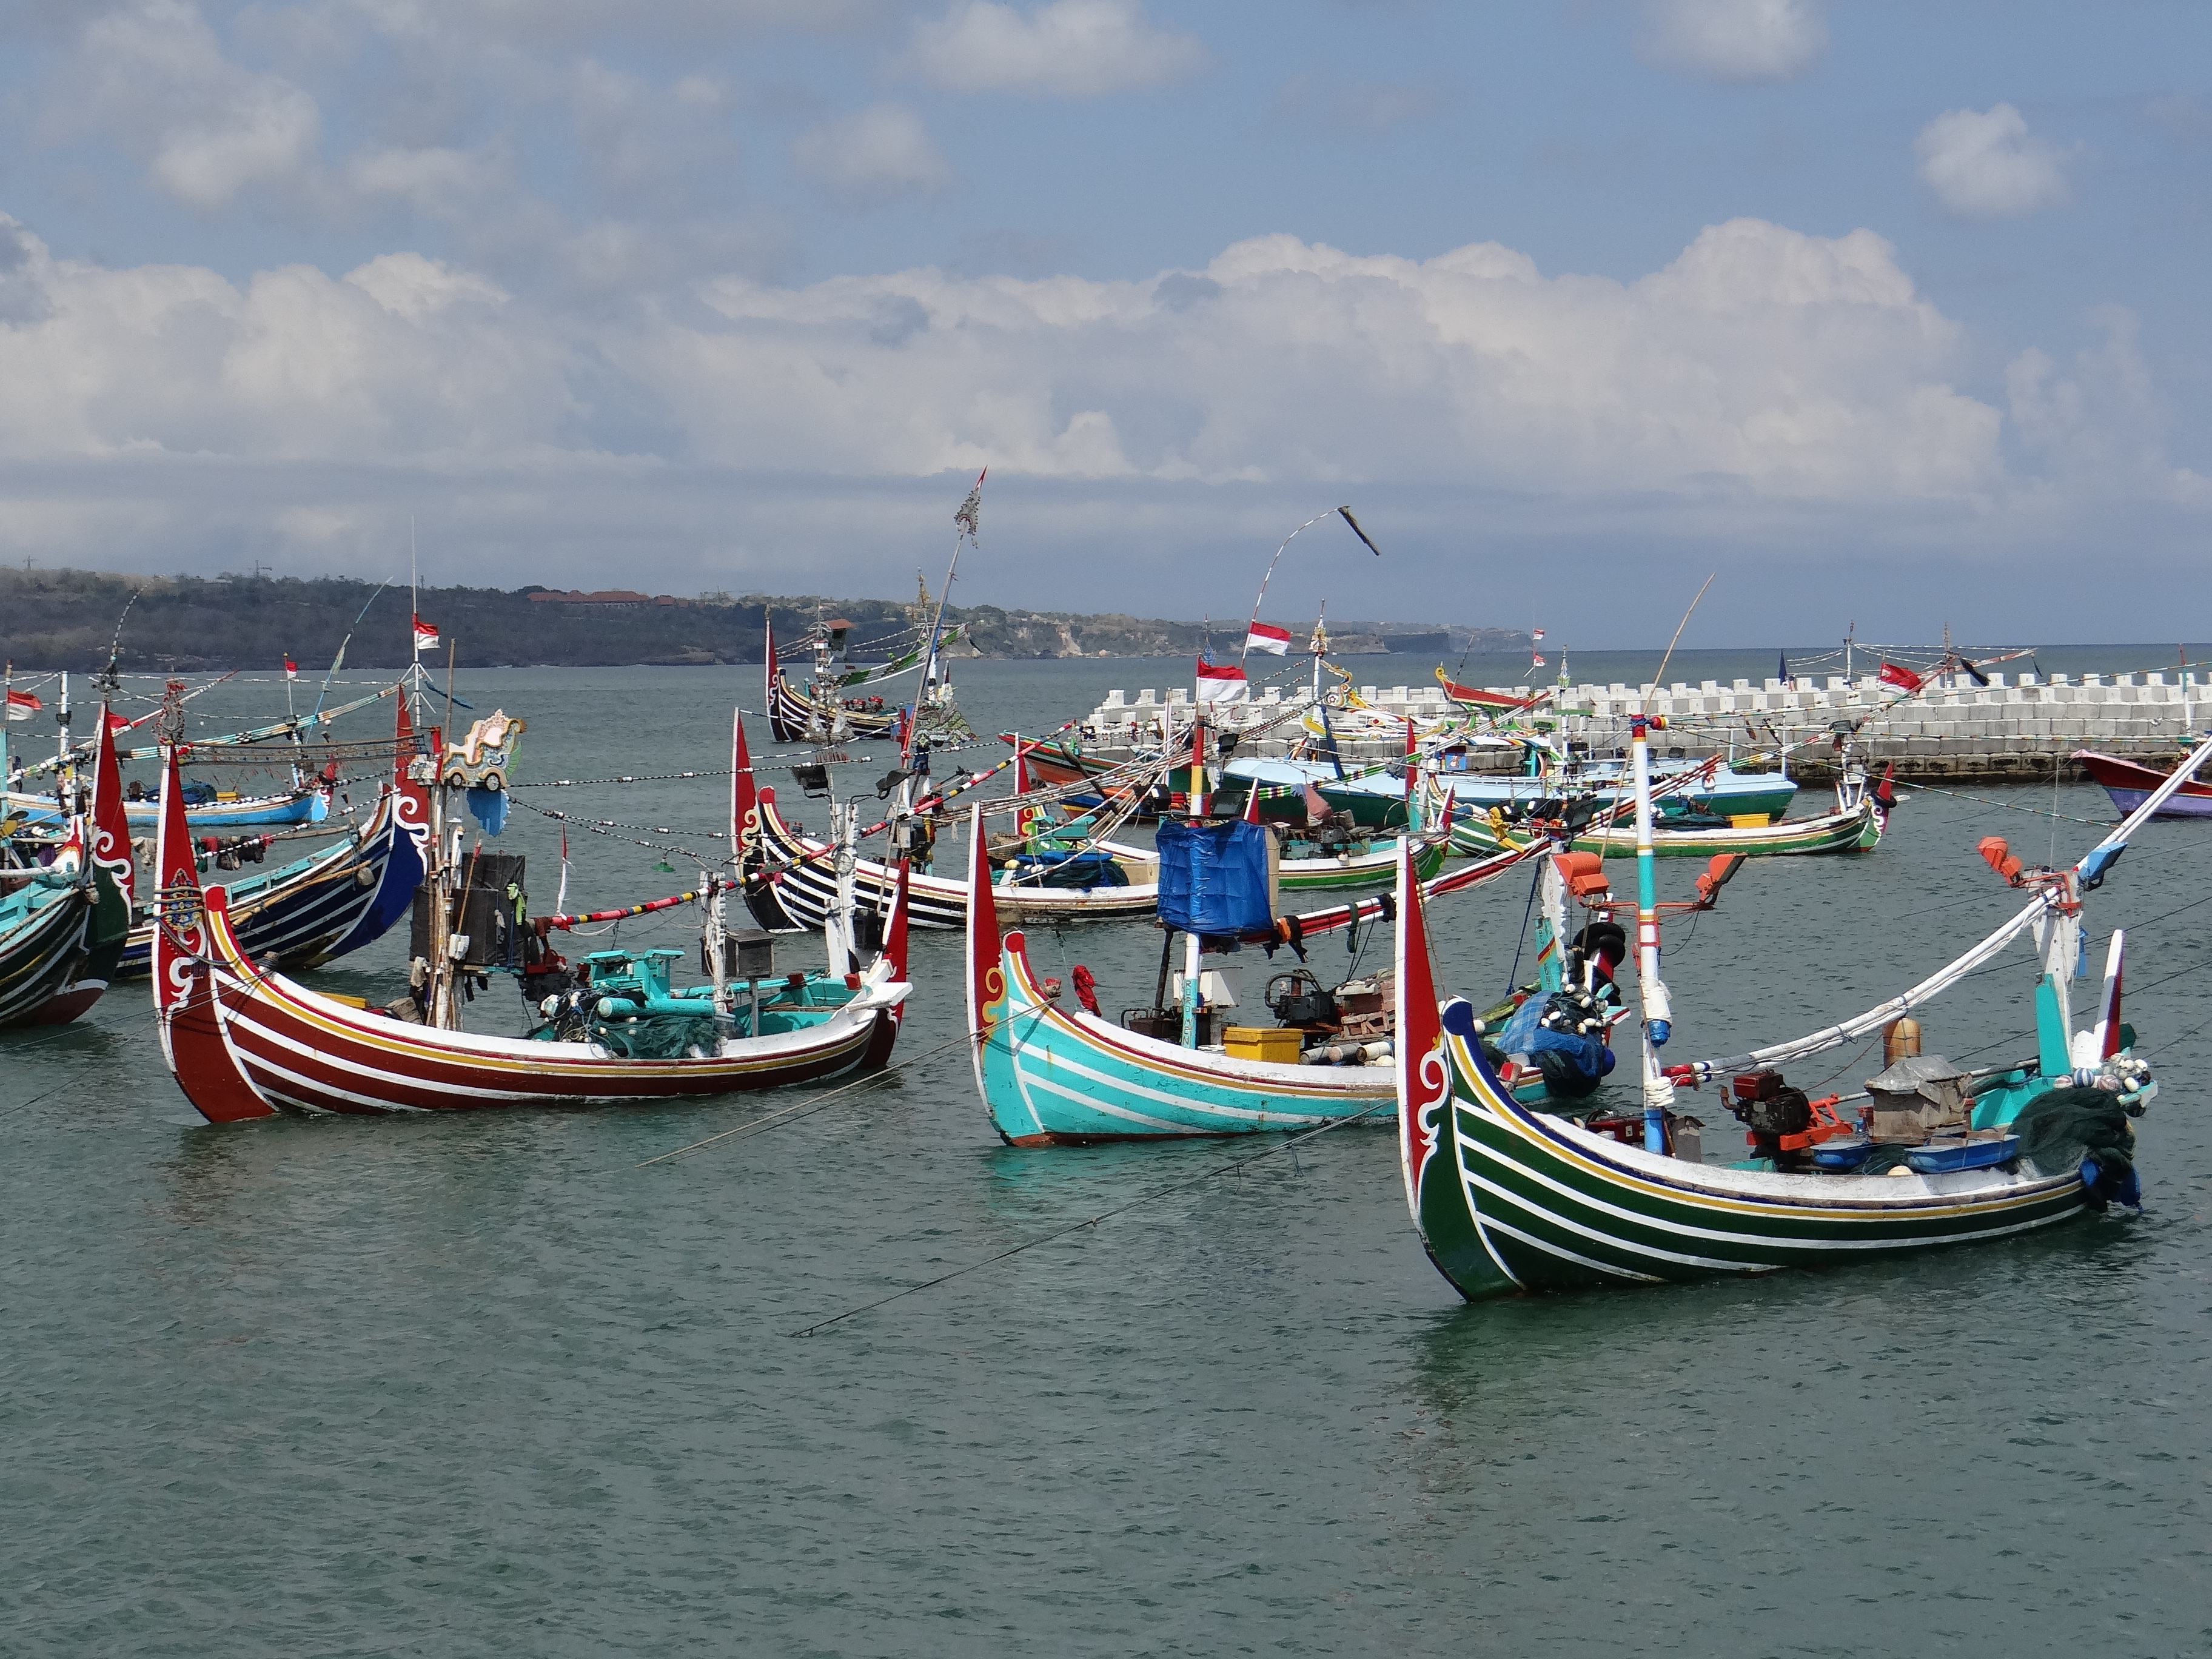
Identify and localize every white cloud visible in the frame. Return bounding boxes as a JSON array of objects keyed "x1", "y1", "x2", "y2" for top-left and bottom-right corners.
[
  {"x1": 0, "y1": 216, "x2": 567, "y2": 460},
  {"x1": 0, "y1": 212, "x2": 2000, "y2": 494},
  {"x1": 1640, "y1": 0, "x2": 1826, "y2": 84},
  {"x1": 72, "y1": 0, "x2": 326, "y2": 210},
  {"x1": 908, "y1": 0, "x2": 1205, "y2": 98},
  {"x1": 0, "y1": 210, "x2": 2202, "y2": 616},
  {"x1": 793, "y1": 104, "x2": 953, "y2": 201},
  {"x1": 1915, "y1": 103, "x2": 2070, "y2": 219}
]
